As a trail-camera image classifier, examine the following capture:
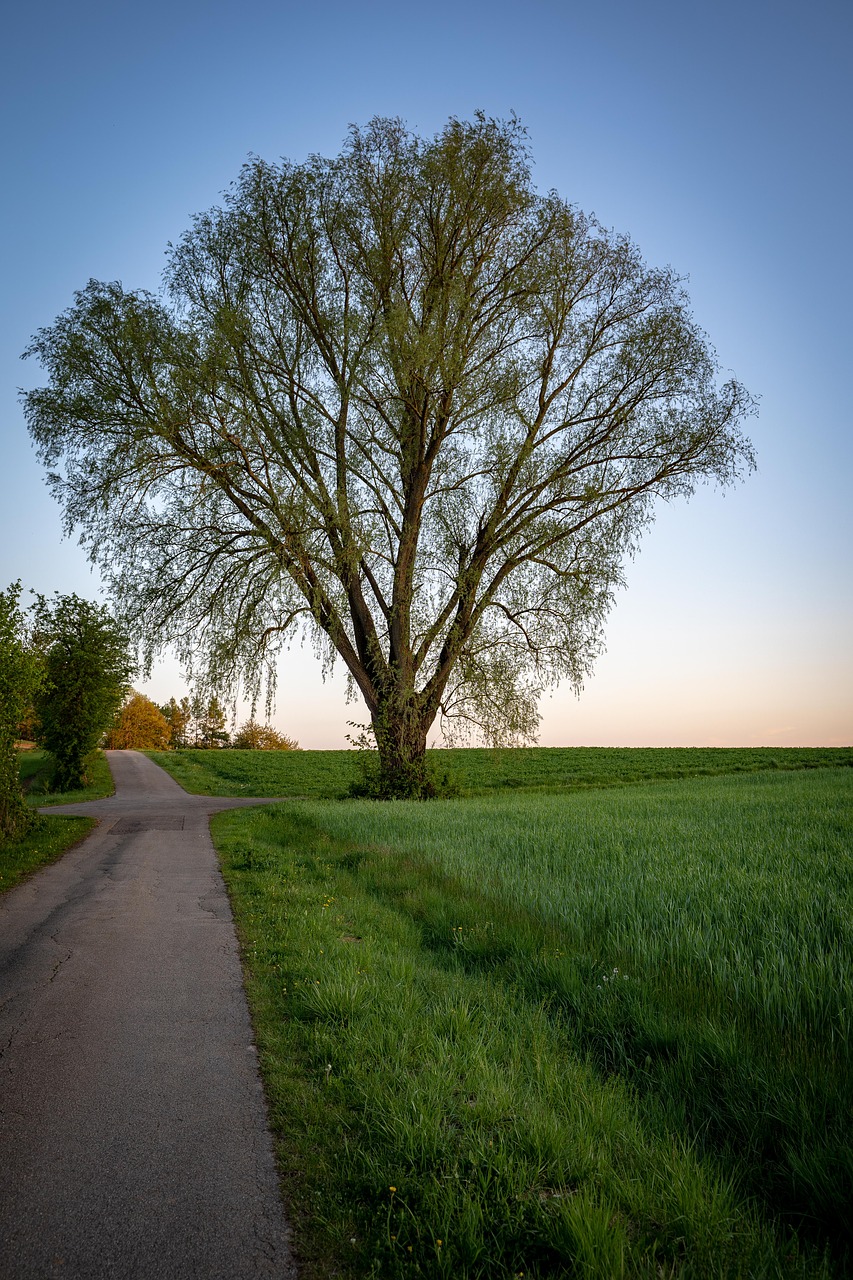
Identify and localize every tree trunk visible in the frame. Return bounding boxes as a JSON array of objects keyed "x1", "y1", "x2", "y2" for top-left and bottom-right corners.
[
  {"x1": 369, "y1": 695, "x2": 433, "y2": 799},
  {"x1": 52, "y1": 746, "x2": 85, "y2": 794}
]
